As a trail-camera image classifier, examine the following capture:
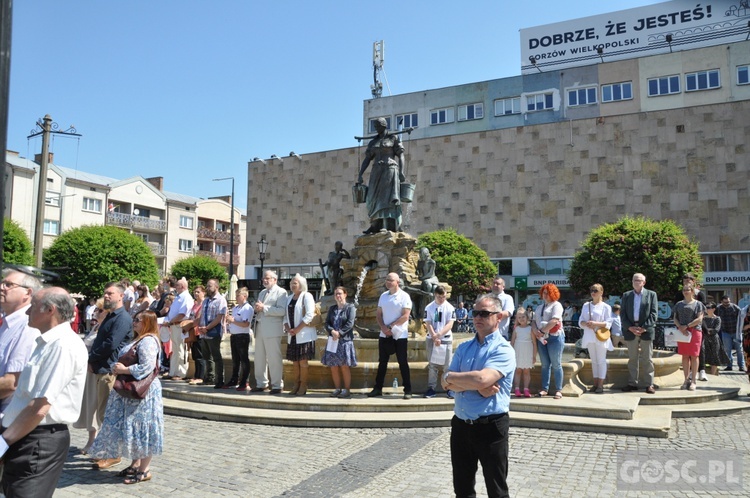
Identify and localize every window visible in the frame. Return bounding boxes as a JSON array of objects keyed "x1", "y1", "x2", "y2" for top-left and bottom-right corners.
[
  {"x1": 601, "y1": 82, "x2": 633, "y2": 102},
  {"x1": 526, "y1": 92, "x2": 554, "y2": 111},
  {"x1": 529, "y1": 258, "x2": 572, "y2": 275},
  {"x1": 494, "y1": 97, "x2": 521, "y2": 115},
  {"x1": 396, "y1": 113, "x2": 418, "y2": 129},
  {"x1": 82, "y1": 197, "x2": 102, "y2": 213},
  {"x1": 45, "y1": 192, "x2": 60, "y2": 206},
  {"x1": 738, "y1": 65, "x2": 749, "y2": 85},
  {"x1": 43, "y1": 220, "x2": 59, "y2": 235},
  {"x1": 567, "y1": 87, "x2": 597, "y2": 106},
  {"x1": 216, "y1": 221, "x2": 228, "y2": 232},
  {"x1": 368, "y1": 117, "x2": 391, "y2": 133},
  {"x1": 458, "y1": 103, "x2": 484, "y2": 121},
  {"x1": 179, "y1": 215, "x2": 194, "y2": 229},
  {"x1": 133, "y1": 207, "x2": 150, "y2": 218},
  {"x1": 216, "y1": 245, "x2": 228, "y2": 254},
  {"x1": 179, "y1": 239, "x2": 193, "y2": 252},
  {"x1": 686, "y1": 69, "x2": 720, "y2": 91},
  {"x1": 430, "y1": 107, "x2": 455, "y2": 125},
  {"x1": 134, "y1": 233, "x2": 148, "y2": 243},
  {"x1": 647, "y1": 75, "x2": 680, "y2": 96}
]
